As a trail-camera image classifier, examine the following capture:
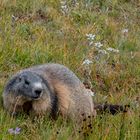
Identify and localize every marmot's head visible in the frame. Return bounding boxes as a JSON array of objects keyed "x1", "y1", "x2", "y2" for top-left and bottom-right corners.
[{"x1": 4, "y1": 71, "x2": 50, "y2": 100}]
